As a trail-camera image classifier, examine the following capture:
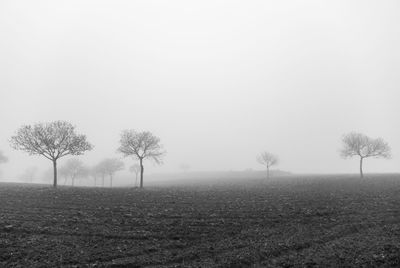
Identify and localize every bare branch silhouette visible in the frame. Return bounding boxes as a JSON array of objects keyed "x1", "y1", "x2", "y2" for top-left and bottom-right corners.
[
  {"x1": 118, "y1": 130, "x2": 165, "y2": 188},
  {"x1": 340, "y1": 132, "x2": 391, "y2": 178},
  {"x1": 10, "y1": 121, "x2": 93, "y2": 187}
]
